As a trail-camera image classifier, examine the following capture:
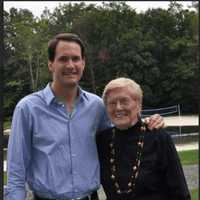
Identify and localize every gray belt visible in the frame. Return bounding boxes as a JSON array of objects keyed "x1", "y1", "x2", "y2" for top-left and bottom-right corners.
[{"x1": 34, "y1": 191, "x2": 98, "y2": 200}]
